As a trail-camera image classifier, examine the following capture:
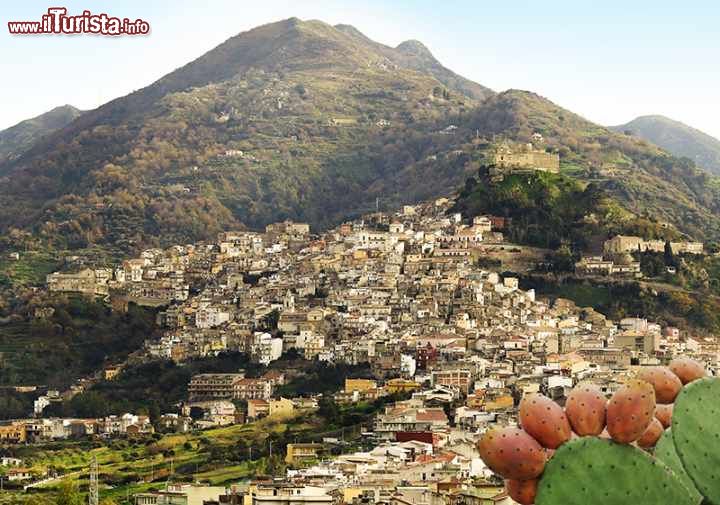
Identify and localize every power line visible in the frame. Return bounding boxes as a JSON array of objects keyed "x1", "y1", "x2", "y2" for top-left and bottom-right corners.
[{"x1": 88, "y1": 455, "x2": 98, "y2": 505}]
